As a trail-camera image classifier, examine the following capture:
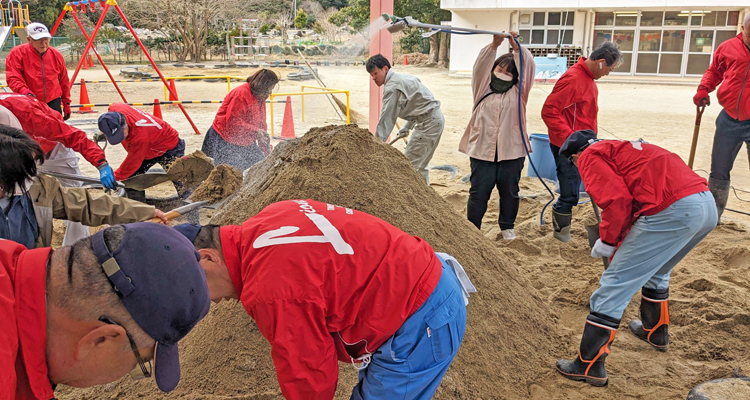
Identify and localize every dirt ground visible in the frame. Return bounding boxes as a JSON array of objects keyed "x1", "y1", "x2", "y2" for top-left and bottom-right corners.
[{"x1": 54, "y1": 63, "x2": 750, "y2": 399}]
